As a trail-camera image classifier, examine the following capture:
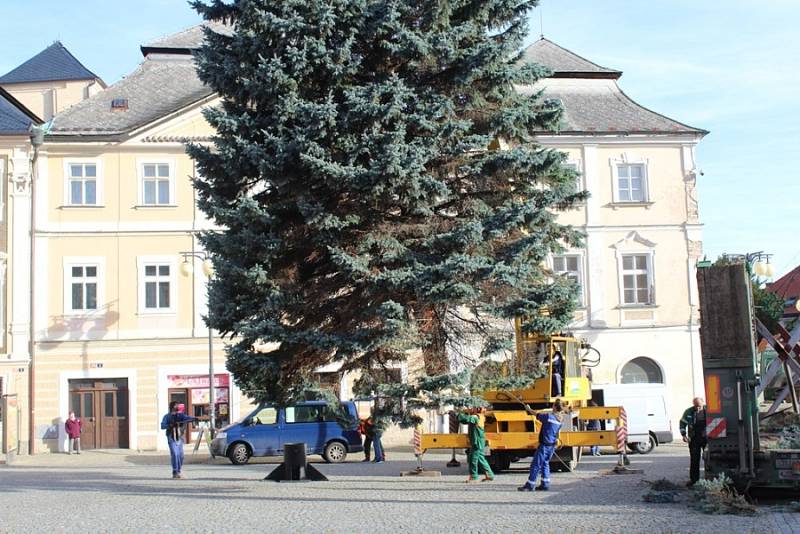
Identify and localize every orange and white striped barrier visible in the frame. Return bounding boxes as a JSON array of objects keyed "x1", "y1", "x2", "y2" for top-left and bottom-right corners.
[
  {"x1": 414, "y1": 425, "x2": 422, "y2": 456},
  {"x1": 616, "y1": 407, "x2": 628, "y2": 452}
]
